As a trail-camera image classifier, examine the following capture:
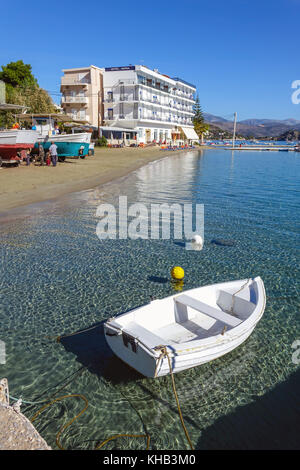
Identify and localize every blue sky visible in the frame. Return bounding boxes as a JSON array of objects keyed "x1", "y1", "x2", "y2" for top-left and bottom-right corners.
[{"x1": 1, "y1": 0, "x2": 299, "y2": 120}]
